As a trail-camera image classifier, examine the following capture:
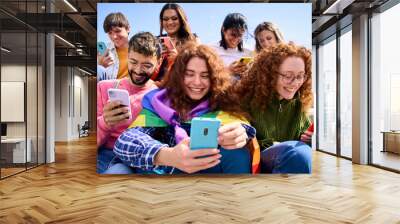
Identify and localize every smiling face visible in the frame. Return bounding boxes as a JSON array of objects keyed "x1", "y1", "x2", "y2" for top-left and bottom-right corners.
[
  {"x1": 183, "y1": 57, "x2": 211, "y2": 101},
  {"x1": 222, "y1": 28, "x2": 244, "y2": 49},
  {"x1": 107, "y1": 26, "x2": 130, "y2": 48},
  {"x1": 275, "y1": 56, "x2": 306, "y2": 100},
  {"x1": 162, "y1": 9, "x2": 180, "y2": 36},
  {"x1": 257, "y1": 30, "x2": 278, "y2": 50},
  {"x1": 127, "y1": 51, "x2": 158, "y2": 86}
]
